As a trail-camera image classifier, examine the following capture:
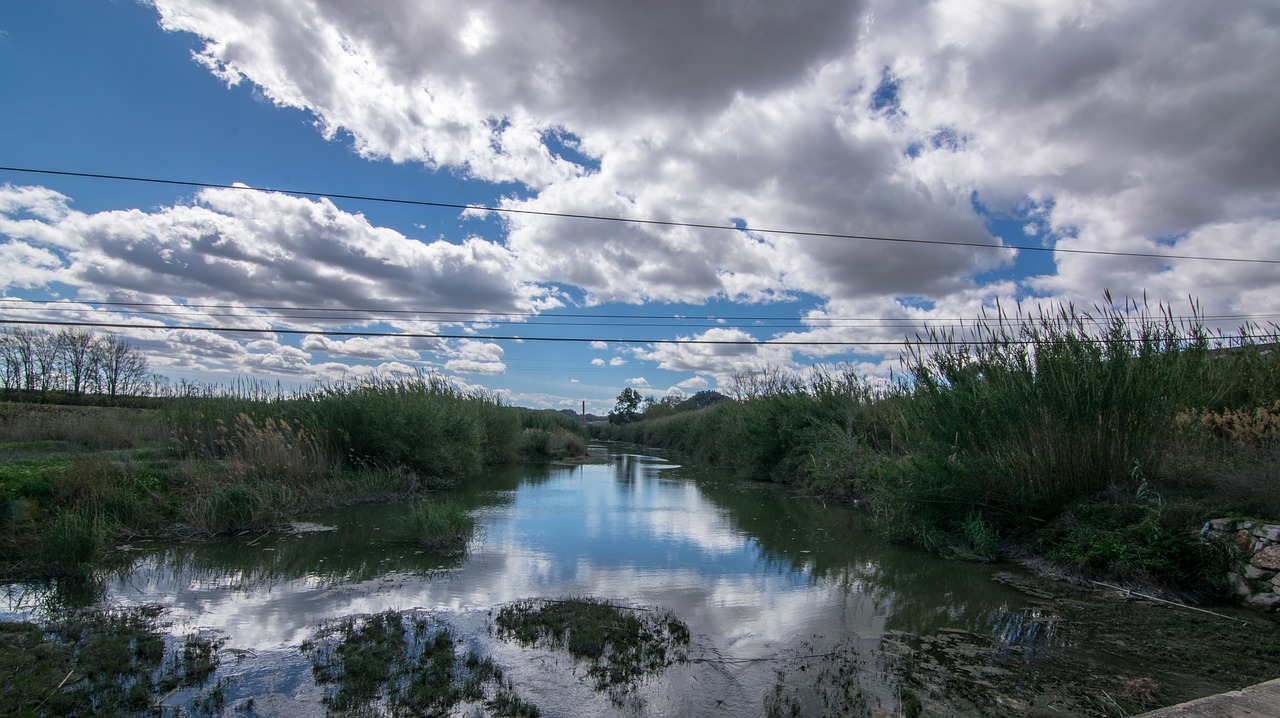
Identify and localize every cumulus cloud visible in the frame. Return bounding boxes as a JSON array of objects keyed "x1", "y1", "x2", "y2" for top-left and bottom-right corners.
[
  {"x1": 0, "y1": 184, "x2": 552, "y2": 381},
  {"x1": 635, "y1": 329, "x2": 798, "y2": 387},
  {"x1": 145, "y1": 1, "x2": 1280, "y2": 314},
  {"x1": 14, "y1": 1, "x2": 1280, "y2": 387}
]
